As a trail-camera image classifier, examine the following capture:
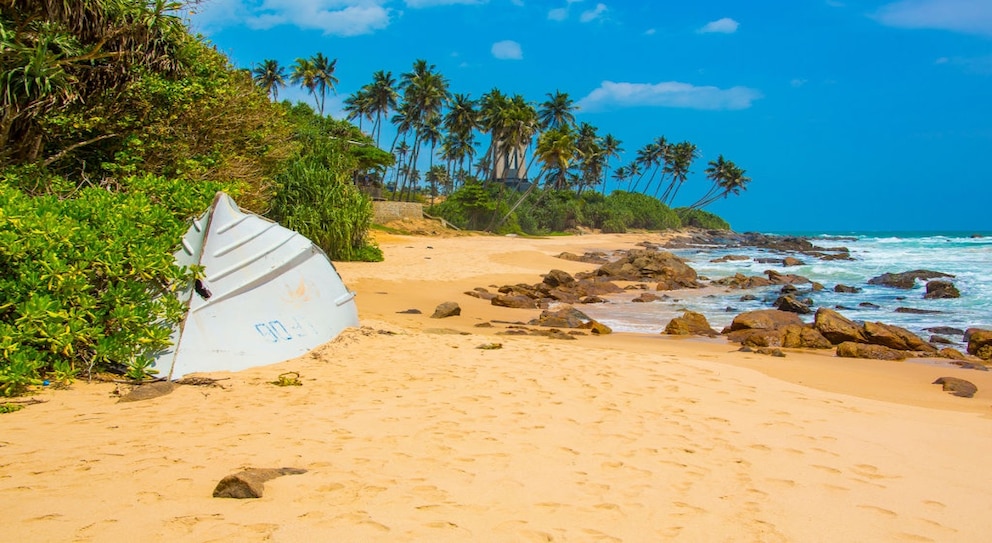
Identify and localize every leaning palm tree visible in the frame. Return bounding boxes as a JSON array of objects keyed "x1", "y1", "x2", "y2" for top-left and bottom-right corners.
[
  {"x1": 251, "y1": 59, "x2": 286, "y2": 101},
  {"x1": 290, "y1": 57, "x2": 319, "y2": 111},
  {"x1": 660, "y1": 141, "x2": 699, "y2": 205},
  {"x1": 690, "y1": 157, "x2": 751, "y2": 209},
  {"x1": 538, "y1": 90, "x2": 577, "y2": 130}
]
